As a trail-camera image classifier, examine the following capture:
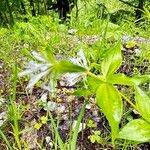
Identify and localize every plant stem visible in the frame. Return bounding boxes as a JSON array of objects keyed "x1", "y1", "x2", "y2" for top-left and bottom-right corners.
[
  {"x1": 86, "y1": 71, "x2": 105, "y2": 82},
  {"x1": 118, "y1": 91, "x2": 139, "y2": 112}
]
